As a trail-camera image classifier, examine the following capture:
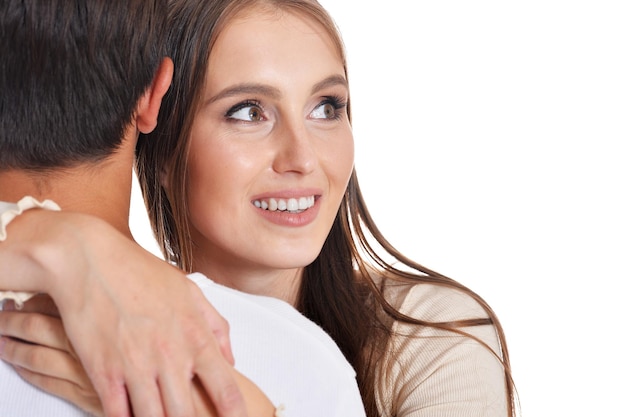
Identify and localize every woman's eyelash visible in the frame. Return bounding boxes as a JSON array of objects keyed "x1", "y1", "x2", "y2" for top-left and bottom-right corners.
[
  {"x1": 225, "y1": 100, "x2": 262, "y2": 118},
  {"x1": 320, "y1": 95, "x2": 348, "y2": 119},
  {"x1": 322, "y1": 95, "x2": 347, "y2": 110}
]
